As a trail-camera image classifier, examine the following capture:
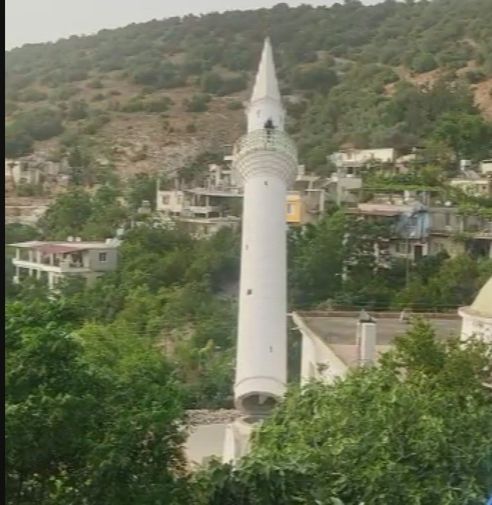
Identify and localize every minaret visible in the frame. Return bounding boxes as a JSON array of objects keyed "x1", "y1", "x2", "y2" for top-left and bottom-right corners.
[{"x1": 232, "y1": 38, "x2": 298, "y2": 418}]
